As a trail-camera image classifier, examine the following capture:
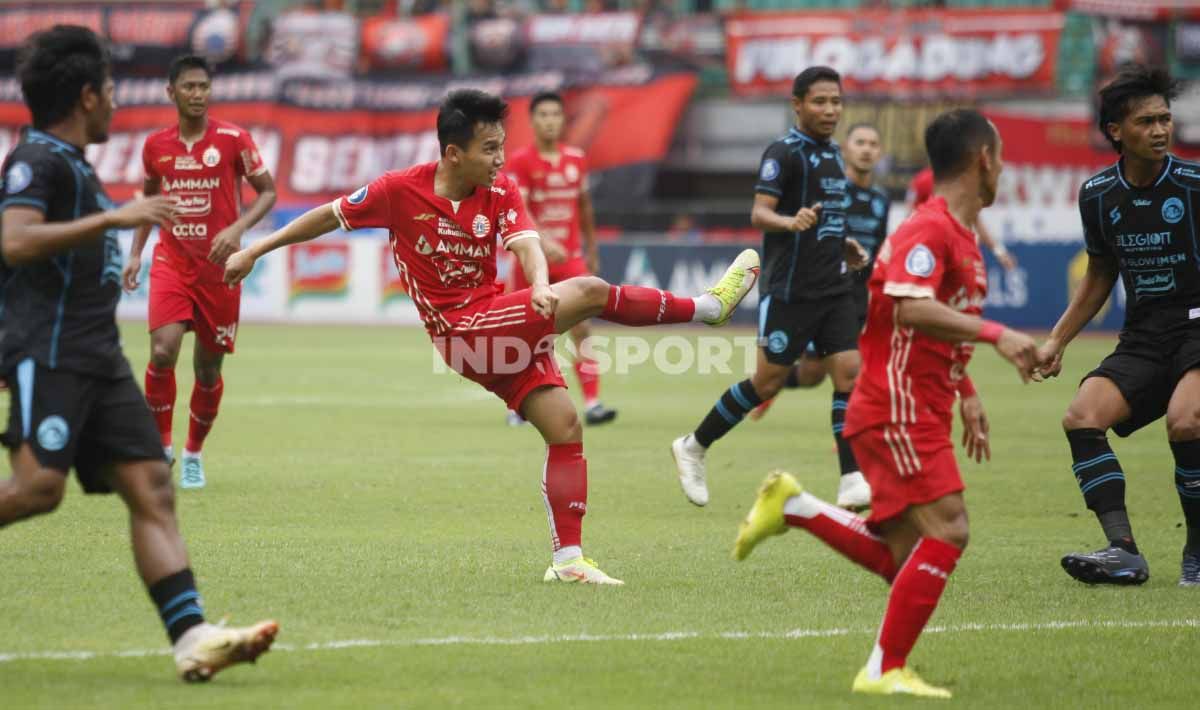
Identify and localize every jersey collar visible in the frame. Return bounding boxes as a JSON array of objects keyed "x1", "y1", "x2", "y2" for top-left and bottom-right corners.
[
  {"x1": 25, "y1": 127, "x2": 84, "y2": 156},
  {"x1": 787, "y1": 127, "x2": 832, "y2": 147},
  {"x1": 1116, "y1": 154, "x2": 1173, "y2": 191},
  {"x1": 173, "y1": 120, "x2": 214, "y2": 153},
  {"x1": 923, "y1": 196, "x2": 975, "y2": 242}
]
